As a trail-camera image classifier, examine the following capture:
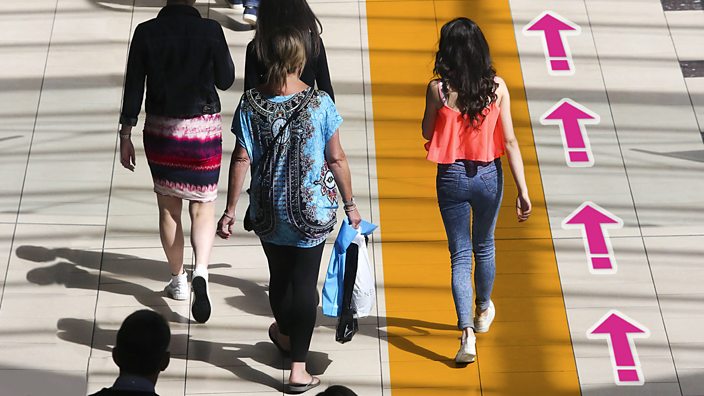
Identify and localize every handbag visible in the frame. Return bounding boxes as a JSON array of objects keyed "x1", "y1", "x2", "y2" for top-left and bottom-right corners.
[
  {"x1": 351, "y1": 233, "x2": 375, "y2": 318},
  {"x1": 335, "y1": 232, "x2": 375, "y2": 343},
  {"x1": 243, "y1": 87, "x2": 314, "y2": 232},
  {"x1": 322, "y1": 220, "x2": 377, "y2": 343},
  {"x1": 336, "y1": 238, "x2": 360, "y2": 343}
]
